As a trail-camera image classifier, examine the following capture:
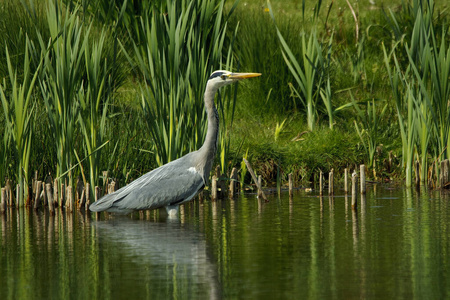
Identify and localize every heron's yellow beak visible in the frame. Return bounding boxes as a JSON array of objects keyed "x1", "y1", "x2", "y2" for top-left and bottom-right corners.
[{"x1": 228, "y1": 73, "x2": 262, "y2": 80}]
